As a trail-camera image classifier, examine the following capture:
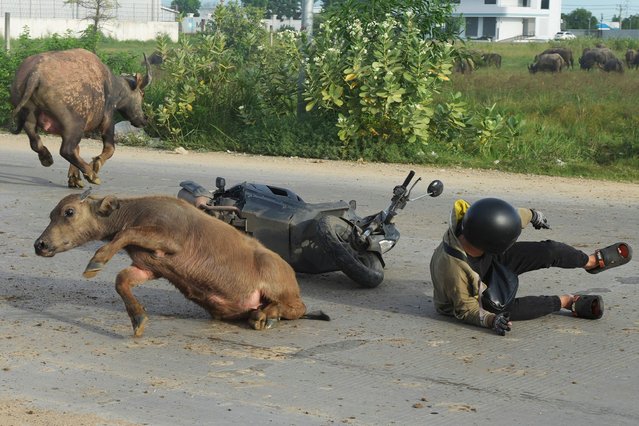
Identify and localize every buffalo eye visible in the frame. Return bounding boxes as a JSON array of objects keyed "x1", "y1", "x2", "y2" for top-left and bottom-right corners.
[{"x1": 64, "y1": 208, "x2": 75, "y2": 218}]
